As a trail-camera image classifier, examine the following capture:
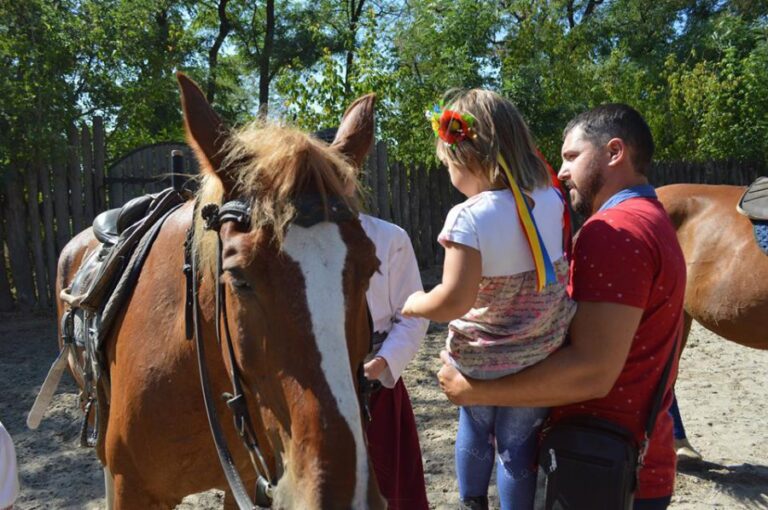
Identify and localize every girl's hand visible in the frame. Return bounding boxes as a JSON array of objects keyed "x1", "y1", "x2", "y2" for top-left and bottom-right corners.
[
  {"x1": 364, "y1": 356, "x2": 388, "y2": 381},
  {"x1": 401, "y1": 291, "x2": 425, "y2": 317}
]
